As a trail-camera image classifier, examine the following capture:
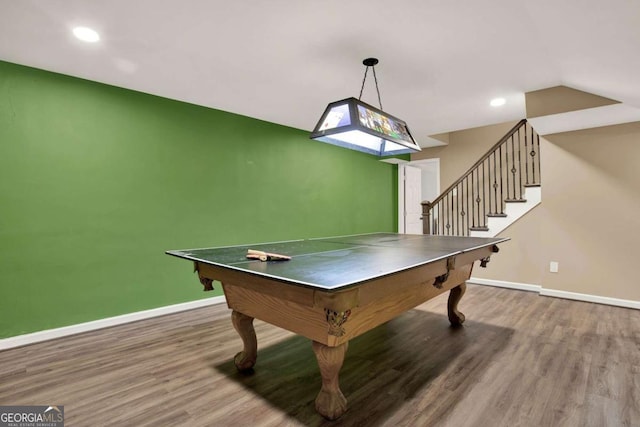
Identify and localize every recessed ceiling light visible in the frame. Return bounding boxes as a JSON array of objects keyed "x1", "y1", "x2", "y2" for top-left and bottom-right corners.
[
  {"x1": 73, "y1": 26, "x2": 100, "y2": 43},
  {"x1": 490, "y1": 97, "x2": 506, "y2": 107}
]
